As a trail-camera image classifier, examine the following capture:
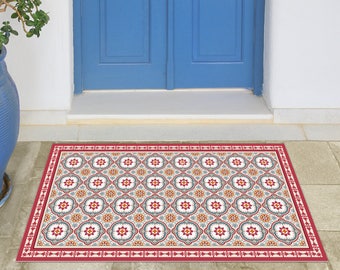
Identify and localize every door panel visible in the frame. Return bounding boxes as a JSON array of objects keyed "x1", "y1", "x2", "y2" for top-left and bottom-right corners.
[
  {"x1": 100, "y1": 0, "x2": 150, "y2": 63},
  {"x1": 78, "y1": 0, "x2": 260, "y2": 91},
  {"x1": 174, "y1": 0, "x2": 255, "y2": 88},
  {"x1": 82, "y1": 0, "x2": 167, "y2": 89},
  {"x1": 192, "y1": 0, "x2": 242, "y2": 62}
]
